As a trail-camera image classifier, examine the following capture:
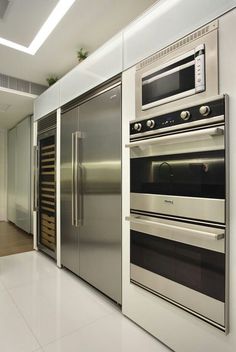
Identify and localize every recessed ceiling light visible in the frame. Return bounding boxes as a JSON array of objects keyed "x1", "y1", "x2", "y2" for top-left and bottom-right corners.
[{"x1": 0, "y1": 0, "x2": 76, "y2": 55}]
